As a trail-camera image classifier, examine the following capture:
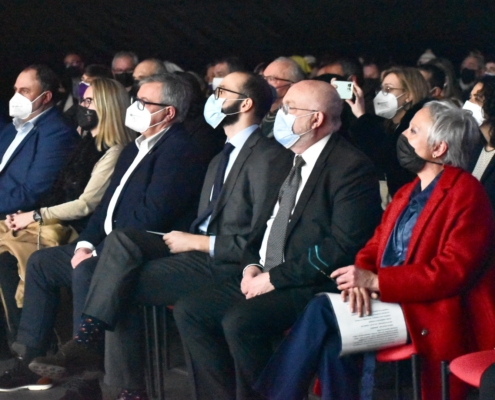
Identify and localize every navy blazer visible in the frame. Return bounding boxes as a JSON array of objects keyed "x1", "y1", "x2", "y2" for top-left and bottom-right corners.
[
  {"x1": 77, "y1": 123, "x2": 209, "y2": 248},
  {"x1": 0, "y1": 107, "x2": 79, "y2": 214},
  {"x1": 468, "y1": 141, "x2": 495, "y2": 212}
]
